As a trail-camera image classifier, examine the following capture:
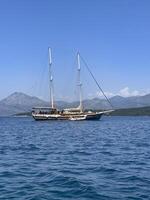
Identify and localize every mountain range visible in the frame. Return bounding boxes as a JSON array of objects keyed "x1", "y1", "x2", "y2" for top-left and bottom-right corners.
[{"x1": 0, "y1": 92, "x2": 150, "y2": 116}]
